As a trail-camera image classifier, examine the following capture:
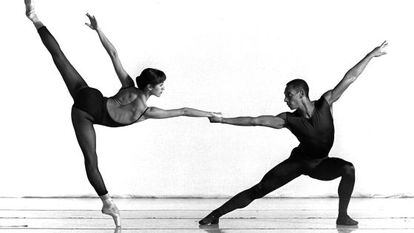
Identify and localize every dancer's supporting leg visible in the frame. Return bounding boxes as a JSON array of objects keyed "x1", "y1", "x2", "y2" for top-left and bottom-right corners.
[
  {"x1": 71, "y1": 107, "x2": 120, "y2": 226},
  {"x1": 25, "y1": 0, "x2": 120, "y2": 226},
  {"x1": 308, "y1": 157, "x2": 358, "y2": 226},
  {"x1": 199, "y1": 159, "x2": 304, "y2": 225}
]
